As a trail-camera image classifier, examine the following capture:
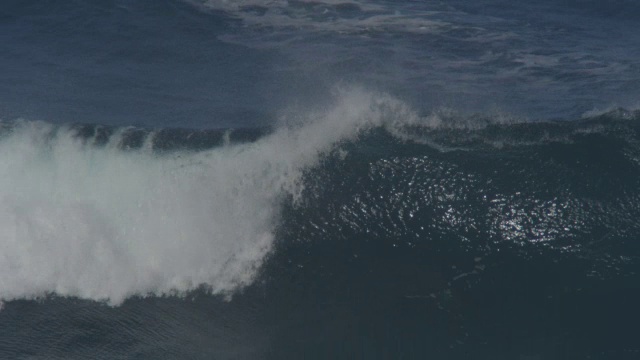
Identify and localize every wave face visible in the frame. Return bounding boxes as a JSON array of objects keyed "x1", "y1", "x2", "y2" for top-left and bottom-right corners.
[
  {"x1": 274, "y1": 107, "x2": 640, "y2": 283},
  {"x1": 256, "y1": 106, "x2": 640, "y2": 358}
]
